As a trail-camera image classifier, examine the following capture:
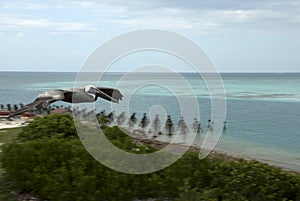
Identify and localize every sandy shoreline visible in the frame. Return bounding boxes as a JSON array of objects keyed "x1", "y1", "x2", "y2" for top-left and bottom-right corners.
[
  {"x1": 135, "y1": 137, "x2": 248, "y2": 160},
  {"x1": 134, "y1": 137, "x2": 300, "y2": 175},
  {"x1": 0, "y1": 121, "x2": 27, "y2": 130}
]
